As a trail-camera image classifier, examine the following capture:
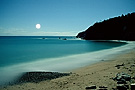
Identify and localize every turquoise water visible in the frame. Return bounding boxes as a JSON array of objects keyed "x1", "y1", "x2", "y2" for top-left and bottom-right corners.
[
  {"x1": 0, "y1": 36, "x2": 129, "y2": 85},
  {"x1": 0, "y1": 36, "x2": 126, "y2": 67}
]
